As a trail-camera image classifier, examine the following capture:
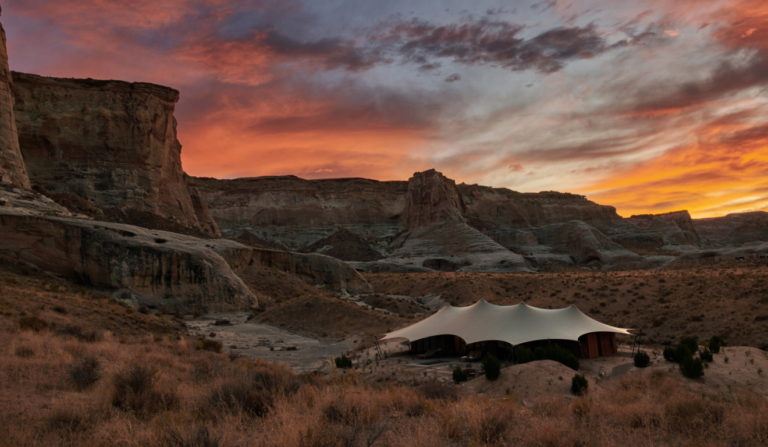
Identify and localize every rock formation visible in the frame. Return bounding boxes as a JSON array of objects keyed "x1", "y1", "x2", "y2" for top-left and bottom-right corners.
[
  {"x1": 625, "y1": 210, "x2": 700, "y2": 246},
  {"x1": 0, "y1": 12, "x2": 29, "y2": 188},
  {"x1": 694, "y1": 211, "x2": 768, "y2": 245},
  {"x1": 193, "y1": 175, "x2": 406, "y2": 249},
  {"x1": 303, "y1": 228, "x2": 383, "y2": 262},
  {"x1": 0, "y1": 208, "x2": 255, "y2": 312},
  {"x1": 11, "y1": 72, "x2": 219, "y2": 236}
]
